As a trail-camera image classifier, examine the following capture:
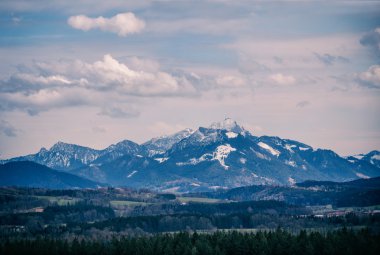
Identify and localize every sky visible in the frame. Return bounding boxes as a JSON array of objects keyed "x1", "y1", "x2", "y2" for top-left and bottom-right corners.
[{"x1": 0, "y1": 0, "x2": 380, "y2": 159}]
